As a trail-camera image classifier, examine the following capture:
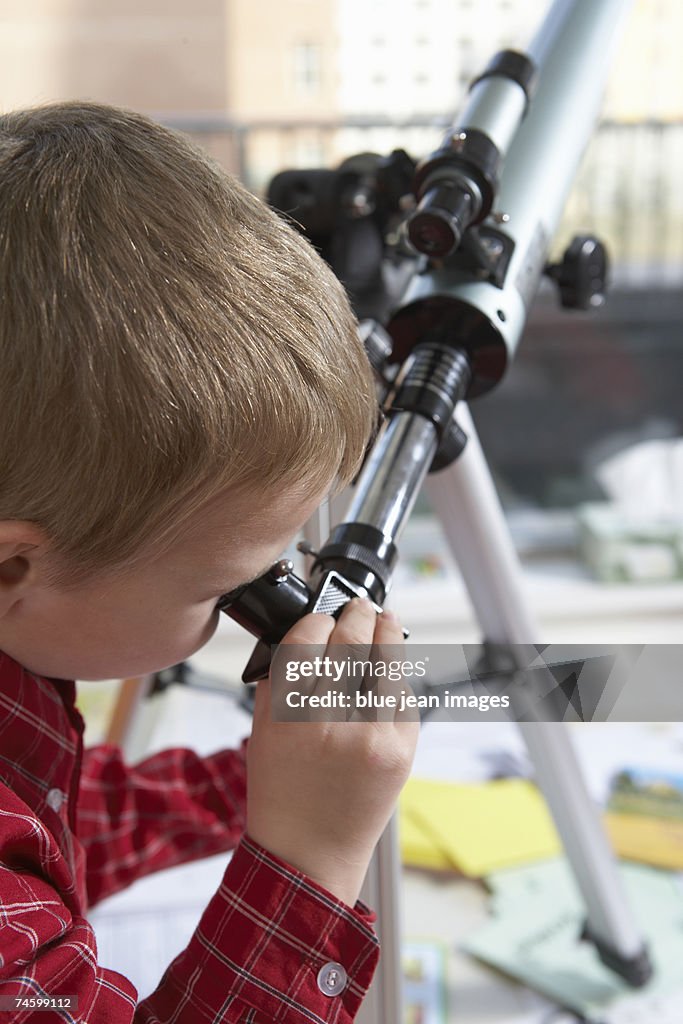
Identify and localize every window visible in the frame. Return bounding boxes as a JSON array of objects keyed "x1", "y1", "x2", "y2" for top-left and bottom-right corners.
[{"x1": 292, "y1": 42, "x2": 322, "y2": 95}]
